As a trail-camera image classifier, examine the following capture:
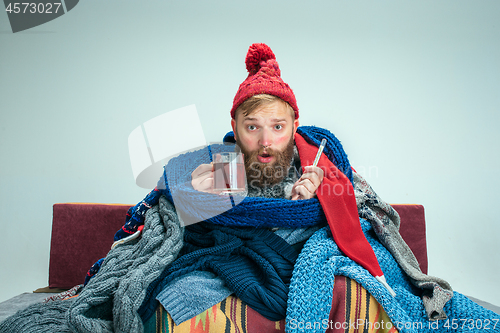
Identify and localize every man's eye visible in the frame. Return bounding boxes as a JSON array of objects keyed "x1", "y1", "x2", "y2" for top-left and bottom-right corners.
[
  {"x1": 247, "y1": 125, "x2": 257, "y2": 131},
  {"x1": 275, "y1": 124, "x2": 283, "y2": 130}
]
